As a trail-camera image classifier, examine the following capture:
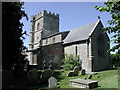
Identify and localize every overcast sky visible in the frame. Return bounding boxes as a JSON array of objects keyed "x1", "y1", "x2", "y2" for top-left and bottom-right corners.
[{"x1": 21, "y1": 2, "x2": 112, "y2": 49}]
